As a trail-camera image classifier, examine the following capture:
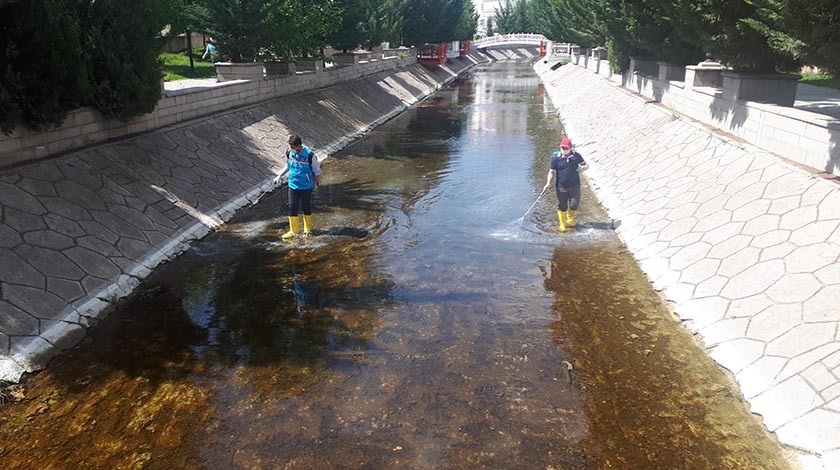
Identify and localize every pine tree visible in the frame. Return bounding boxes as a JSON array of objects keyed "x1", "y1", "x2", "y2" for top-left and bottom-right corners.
[
  {"x1": 0, "y1": 0, "x2": 87, "y2": 134},
  {"x1": 526, "y1": 0, "x2": 604, "y2": 46},
  {"x1": 453, "y1": 0, "x2": 478, "y2": 41},
  {"x1": 676, "y1": 0, "x2": 798, "y2": 72},
  {"x1": 403, "y1": 0, "x2": 465, "y2": 45},
  {"x1": 494, "y1": 0, "x2": 515, "y2": 34},
  {"x1": 327, "y1": 0, "x2": 384, "y2": 52},
  {"x1": 783, "y1": 0, "x2": 840, "y2": 76},
  {"x1": 81, "y1": 0, "x2": 168, "y2": 120}
]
